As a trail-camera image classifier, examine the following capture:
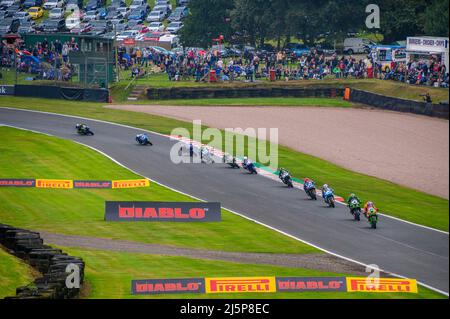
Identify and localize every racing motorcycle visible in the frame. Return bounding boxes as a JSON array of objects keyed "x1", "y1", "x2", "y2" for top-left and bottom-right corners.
[
  {"x1": 76, "y1": 125, "x2": 94, "y2": 136},
  {"x1": 323, "y1": 189, "x2": 336, "y2": 208},
  {"x1": 279, "y1": 172, "x2": 294, "y2": 188},
  {"x1": 348, "y1": 199, "x2": 361, "y2": 221},
  {"x1": 304, "y1": 182, "x2": 317, "y2": 200},
  {"x1": 136, "y1": 134, "x2": 153, "y2": 146},
  {"x1": 367, "y1": 209, "x2": 378, "y2": 229},
  {"x1": 246, "y1": 162, "x2": 258, "y2": 175},
  {"x1": 223, "y1": 155, "x2": 239, "y2": 168}
]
